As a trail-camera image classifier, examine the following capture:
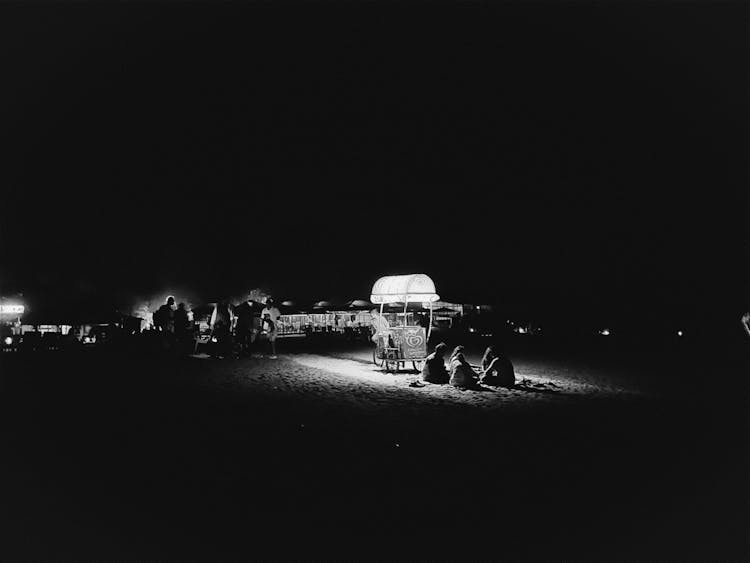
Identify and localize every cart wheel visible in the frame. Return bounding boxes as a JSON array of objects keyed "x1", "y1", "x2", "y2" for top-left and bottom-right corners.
[
  {"x1": 412, "y1": 360, "x2": 424, "y2": 372},
  {"x1": 372, "y1": 349, "x2": 384, "y2": 367}
]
